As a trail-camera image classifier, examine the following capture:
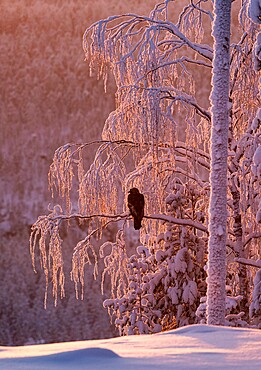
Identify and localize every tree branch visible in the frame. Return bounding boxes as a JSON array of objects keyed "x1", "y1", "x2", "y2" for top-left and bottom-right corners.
[
  {"x1": 83, "y1": 13, "x2": 213, "y2": 63},
  {"x1": 243, "y1": 232, "x2": 261, "y2": 248},
  {"x1": 145, "y1": 214, "x2": 208, "y2": 233},
  {"x1": 161, "y1": 90, "x2": 211, "y2": 121},
  {"x1": 235, "y1": 258, "x2": 261, "y2": 269},
  {"x1": 49, "y1": 212, "x2": 129, "y2": 222},
  {"x1": 41, "y1": 211, "x2": 208, "y2": 234}
]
